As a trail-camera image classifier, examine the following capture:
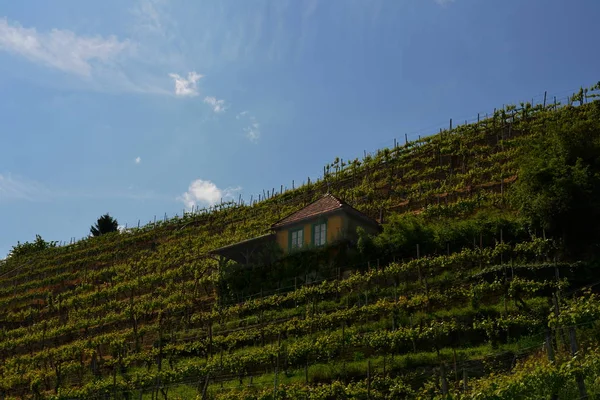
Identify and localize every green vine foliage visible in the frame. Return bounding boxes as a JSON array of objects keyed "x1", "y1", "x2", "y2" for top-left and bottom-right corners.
[
  {"x1": 0, "y1": 84, "x2": 600, "y2": 398},
  {"x1": 7, "y1": 234, "x2": 57, "y2": 259}
]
